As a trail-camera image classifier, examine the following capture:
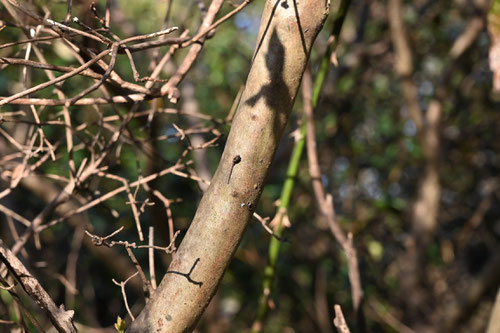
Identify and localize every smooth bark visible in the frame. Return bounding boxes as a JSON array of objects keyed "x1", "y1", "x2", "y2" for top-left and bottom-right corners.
[{"x1": 127, "y1": 0, "x2": 329, "y2": 331}]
